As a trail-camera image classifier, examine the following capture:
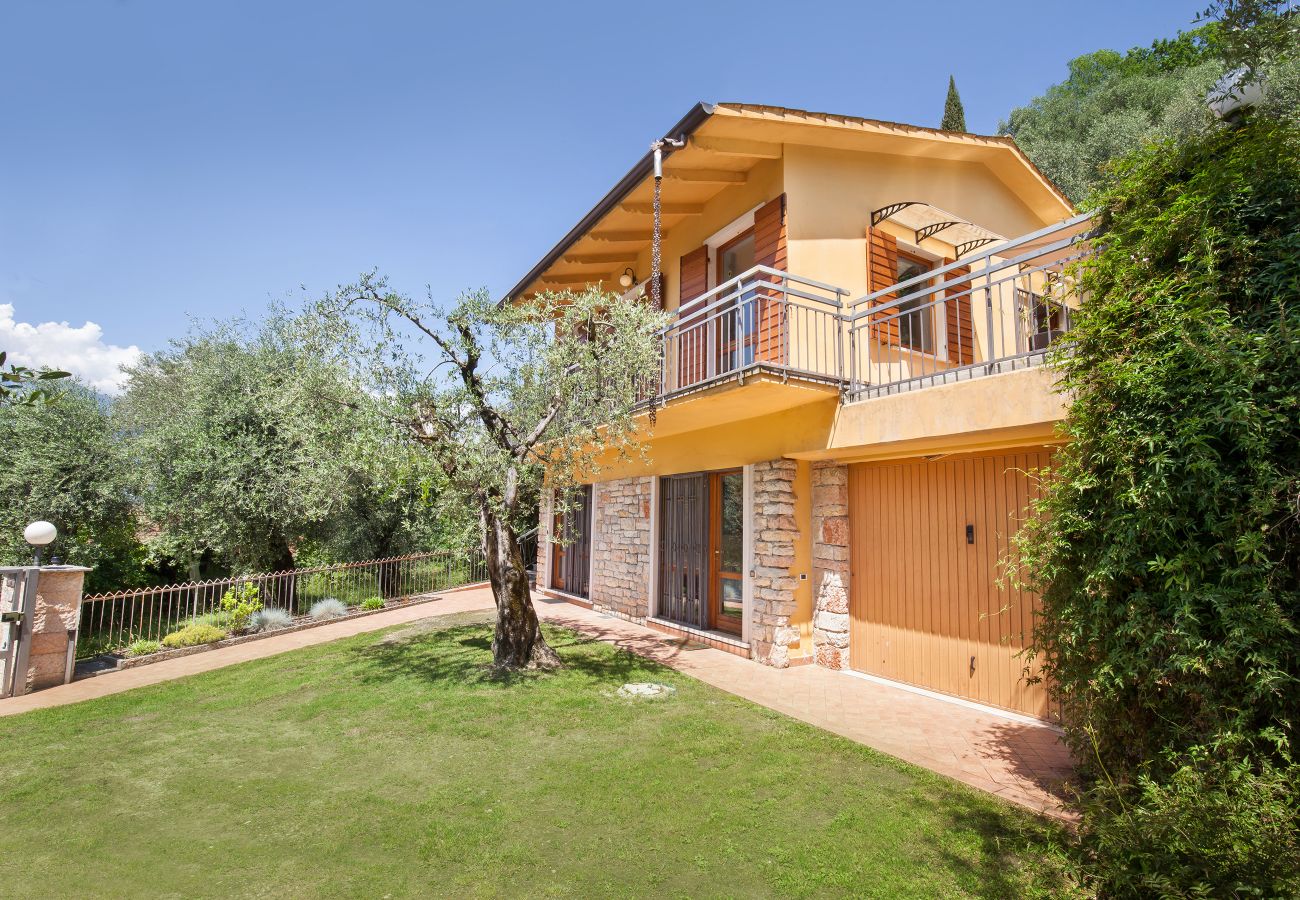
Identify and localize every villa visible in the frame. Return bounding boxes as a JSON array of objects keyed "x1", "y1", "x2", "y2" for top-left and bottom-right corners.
[{"x1": 512, "y1": 102, "x2": 1089, "y2": 720}]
